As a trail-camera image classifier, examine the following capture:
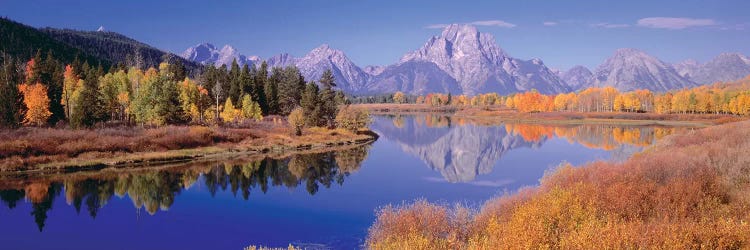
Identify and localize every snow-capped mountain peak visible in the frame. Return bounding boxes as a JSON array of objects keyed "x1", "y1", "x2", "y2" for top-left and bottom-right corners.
[
  {"x1": 396, "y1": 24, "x2": 567, "y2": 95},
  {"x1": 295, "y1": 44, "x2": 370, "y2": 91},
  {"x1": 180, "y1": 43, "x2": 259, "y2": 67},
  {"x1": 592, "y1": 48, "x2": 696, "y2": 91}
]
